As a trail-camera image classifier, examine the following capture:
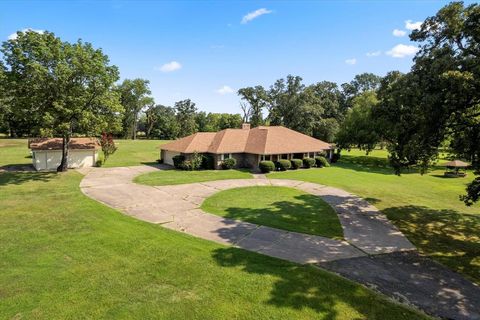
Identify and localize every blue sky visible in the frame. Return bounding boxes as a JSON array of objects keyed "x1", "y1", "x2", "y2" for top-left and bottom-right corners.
[{"x1": 0, "y1": 0, "x2": 471, "y2": 114}]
